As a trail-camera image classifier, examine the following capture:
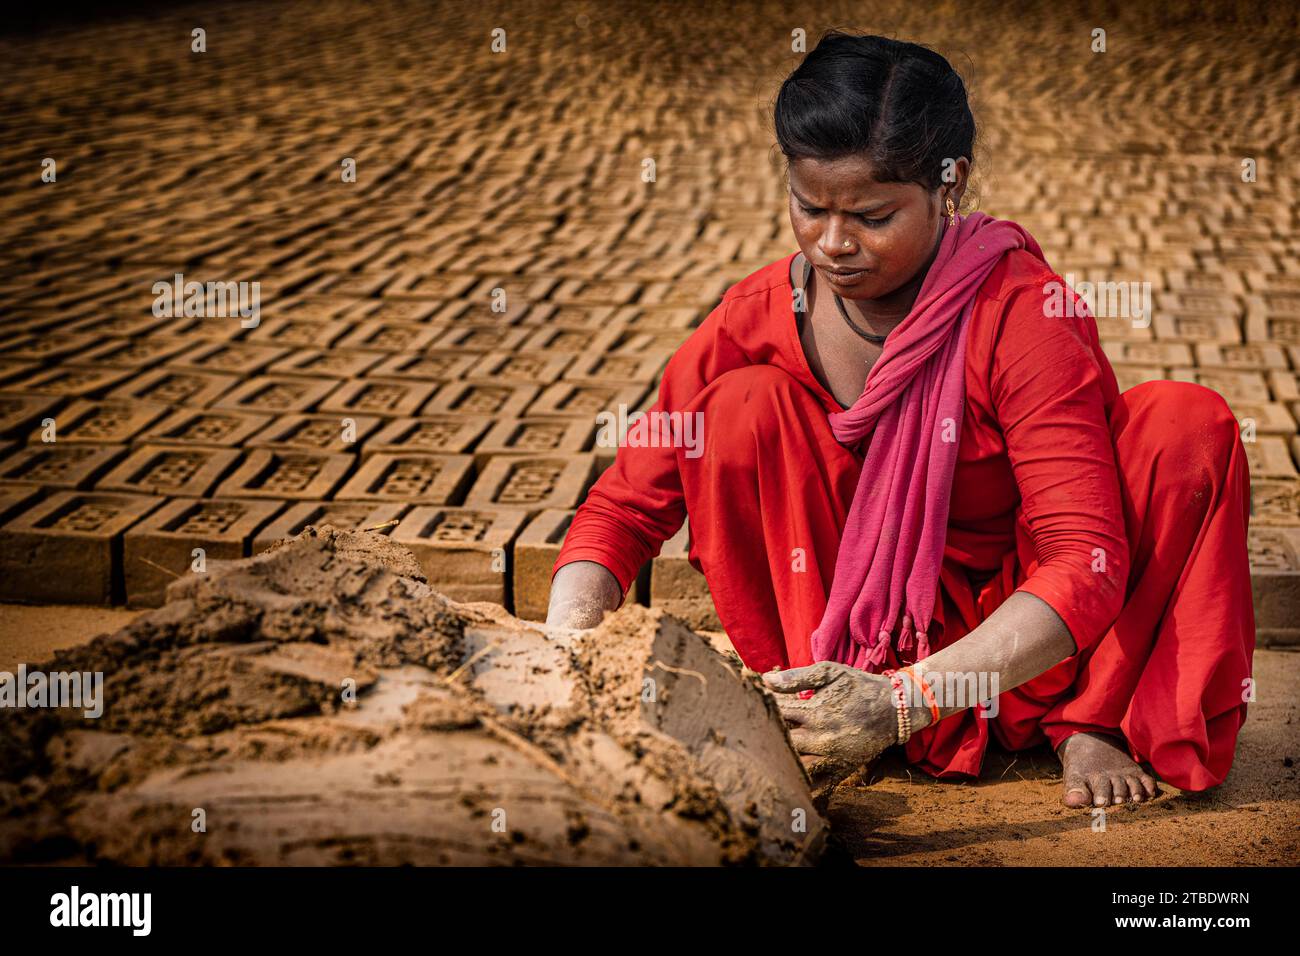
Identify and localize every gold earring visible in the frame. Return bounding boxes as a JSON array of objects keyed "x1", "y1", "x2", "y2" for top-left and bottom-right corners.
[{"x1": 946, "y1": 197, "x2": 958, "y2": 226}]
